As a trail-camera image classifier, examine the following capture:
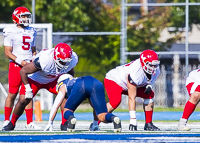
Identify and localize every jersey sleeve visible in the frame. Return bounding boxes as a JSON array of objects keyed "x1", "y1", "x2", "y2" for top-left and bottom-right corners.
[
  {"x1": 3, "y1": 27, "x2": 13, "y2": 47},
  {"x1": 33, "y1": 57, "x2": 42, "y2": 70},
  {"x1": 30, "y1": 28, "x2": 37, "y2": 47},
  {"x1": 37, "y1": 50, "x2": 50, "y2": 71},
  {"x1": 56, "y1": 81, "x2": 65, "y2": 92}
]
